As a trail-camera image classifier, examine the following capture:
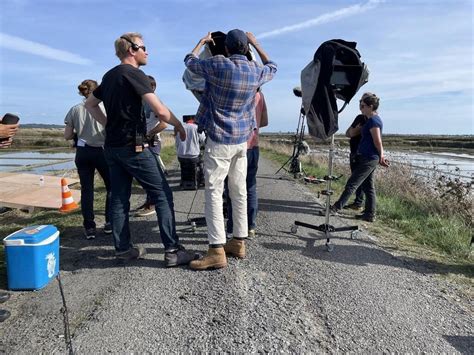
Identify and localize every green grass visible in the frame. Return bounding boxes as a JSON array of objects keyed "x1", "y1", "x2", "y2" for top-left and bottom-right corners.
[{"x1": 261, "y1": 147, "x2": 472, "y2": 260}]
